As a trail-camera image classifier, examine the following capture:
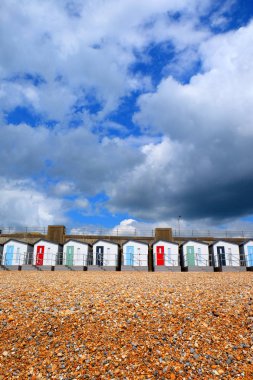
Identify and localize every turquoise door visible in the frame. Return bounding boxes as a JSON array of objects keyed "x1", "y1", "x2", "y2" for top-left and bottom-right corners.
[
  {"x1": 66, "y1": 246, "x2": 74, "y2": 266},
  {"x1": 186, "y1": 246, "x2": 195, "y2": 266},
  {"x1": 126, "y1": 246, "x2": 134, "y2": 265},
  {"x1": 5, "y1": 245, "x2": 14, "y2": 265},
  {"x1": 247, "y1": 246, "x2": 253, "y2": 266}
]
